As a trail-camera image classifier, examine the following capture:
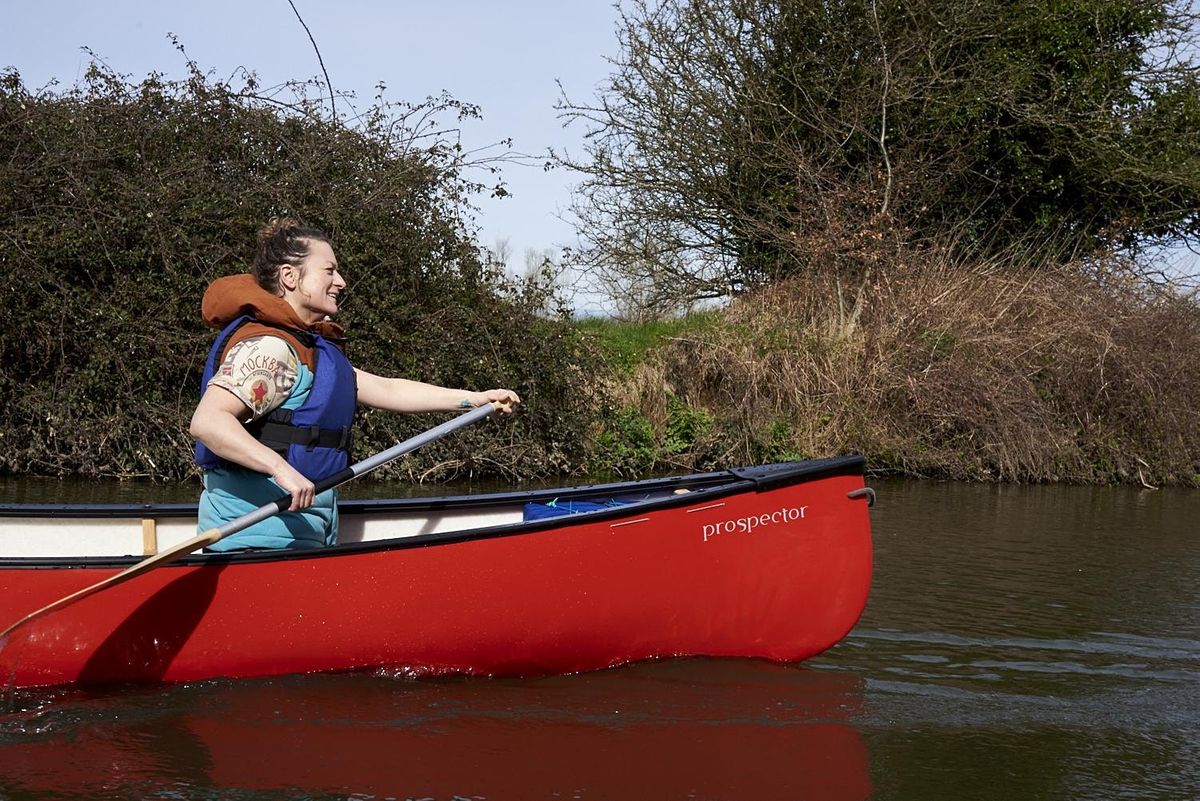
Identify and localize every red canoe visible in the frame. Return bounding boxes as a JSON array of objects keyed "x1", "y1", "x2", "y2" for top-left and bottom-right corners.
[{"x1": 0, "y1": 457, "x2": 874, "y2": 689}]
